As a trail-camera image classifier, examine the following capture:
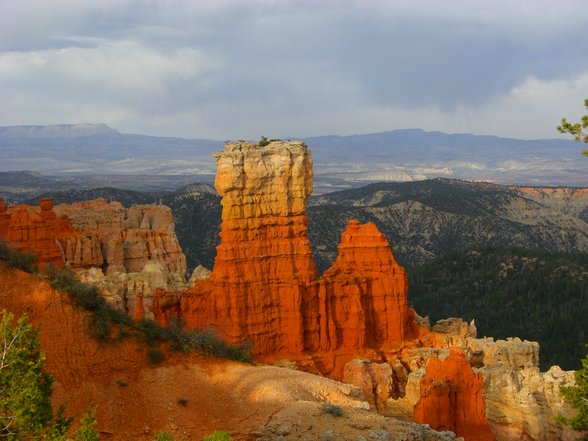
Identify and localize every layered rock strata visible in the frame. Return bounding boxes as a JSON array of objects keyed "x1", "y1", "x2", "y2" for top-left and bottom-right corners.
[
  {"x1": 153, "y1": 141, "x2": 418, "y2": 372},
  {"x1": 0, "y1": 197, "x2": 73, "y2": 266},
  {"x1": 0, "y1": 197, "x2": 186, "y2": 317},
  {"x1": 413, "y1": 348, "x2": 495, "y2": 441}
]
